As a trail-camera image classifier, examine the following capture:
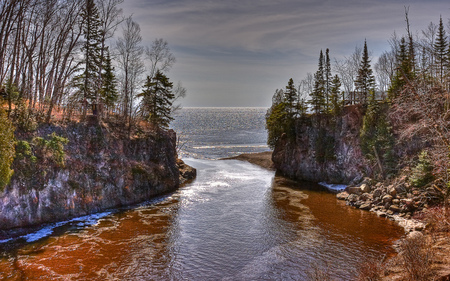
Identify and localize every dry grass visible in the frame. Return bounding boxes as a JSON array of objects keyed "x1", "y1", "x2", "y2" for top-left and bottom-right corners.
[
  {"x1": 424, "y1": 207, "x2": 450, "y2": 233},
  {"x1": 398, "y1": 234, "x2": 435, "y2": 281},
  {"x1": 355, "y1": 257, "x2": 385, "y2": 281}
]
